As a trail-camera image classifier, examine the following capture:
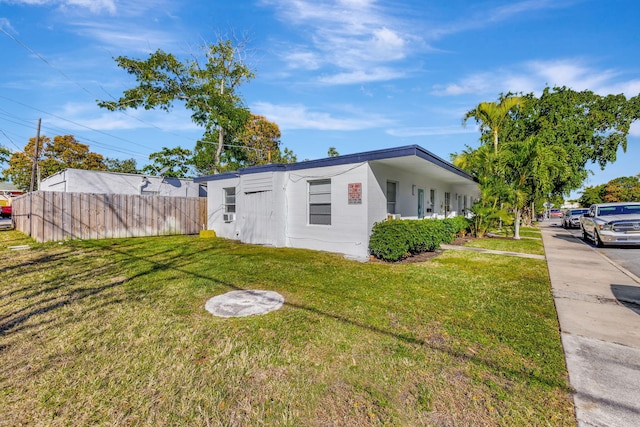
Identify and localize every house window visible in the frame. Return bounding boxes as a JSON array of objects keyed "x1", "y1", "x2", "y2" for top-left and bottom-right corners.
[
  {"x1": 309, "y1": 179, "x2": 331, "y2": 225},
  {"x1": 387, "y1": 181, "x2": 398, "y2": 214},
  {"x1": 224, "y1": 187, "x2": 236, "y2": 213},
  {"x1": 428, "y1": 189, "x2": 435, "y2": 213},
  {"x1": 444, "y1": 192, "x2": 451, "y2": 213}
]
